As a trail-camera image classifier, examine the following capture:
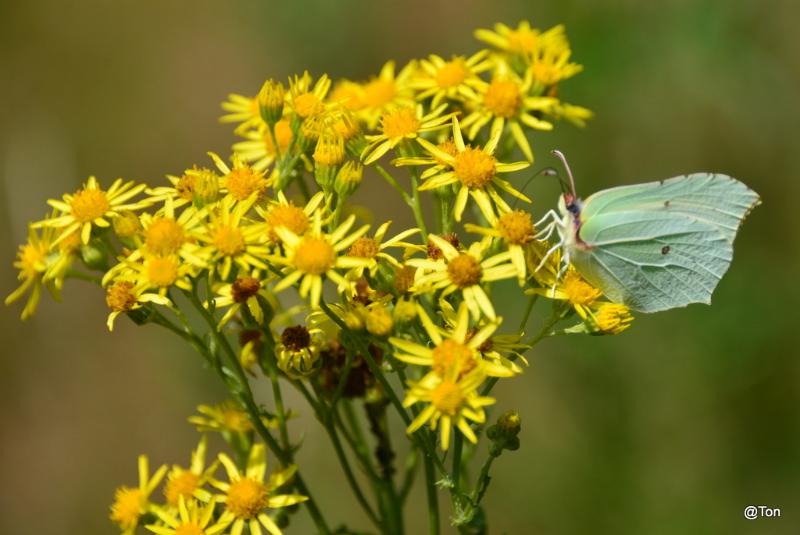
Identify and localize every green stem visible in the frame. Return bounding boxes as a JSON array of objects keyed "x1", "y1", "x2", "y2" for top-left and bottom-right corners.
[
  {"x1": 184, "y1": 288, "x2": 331, "y2": 535},
  {"x1": 470, "y1": 451, "x2": 499, "y2": 507},
  {"x1": 423, "y1": 454, "x2": 440, "y2": 535},
  {"x1": 451, "y1": 432, "x2": 464, "y2": 490}
]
